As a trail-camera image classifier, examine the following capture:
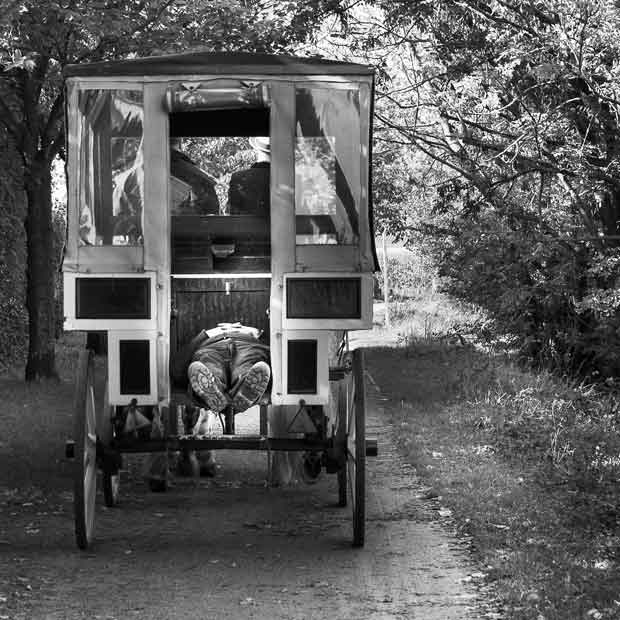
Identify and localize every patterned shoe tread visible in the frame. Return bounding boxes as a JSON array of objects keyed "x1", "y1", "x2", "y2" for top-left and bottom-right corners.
[
  {"x1": 188, "y1": 362, "x2": 229, "y2": 412},
  {"x1": 232, "y1": 362, "x2": 271, "y2": 412}
]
